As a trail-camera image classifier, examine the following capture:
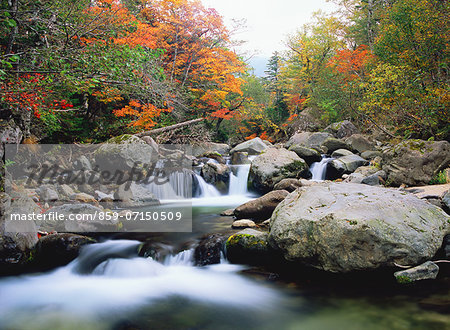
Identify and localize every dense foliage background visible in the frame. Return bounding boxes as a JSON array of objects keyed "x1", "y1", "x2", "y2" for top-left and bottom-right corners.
[{"x1": 1, "y1": 0, "x2": 448, "y2": 143}]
